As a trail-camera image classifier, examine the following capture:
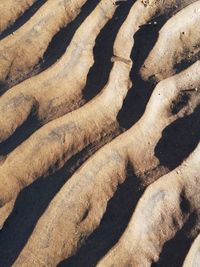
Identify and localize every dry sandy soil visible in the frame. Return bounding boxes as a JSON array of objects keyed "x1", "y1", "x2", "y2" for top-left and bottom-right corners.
[{"x1": 0, "y1": 0, "x2": 200, "y2": 266}]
